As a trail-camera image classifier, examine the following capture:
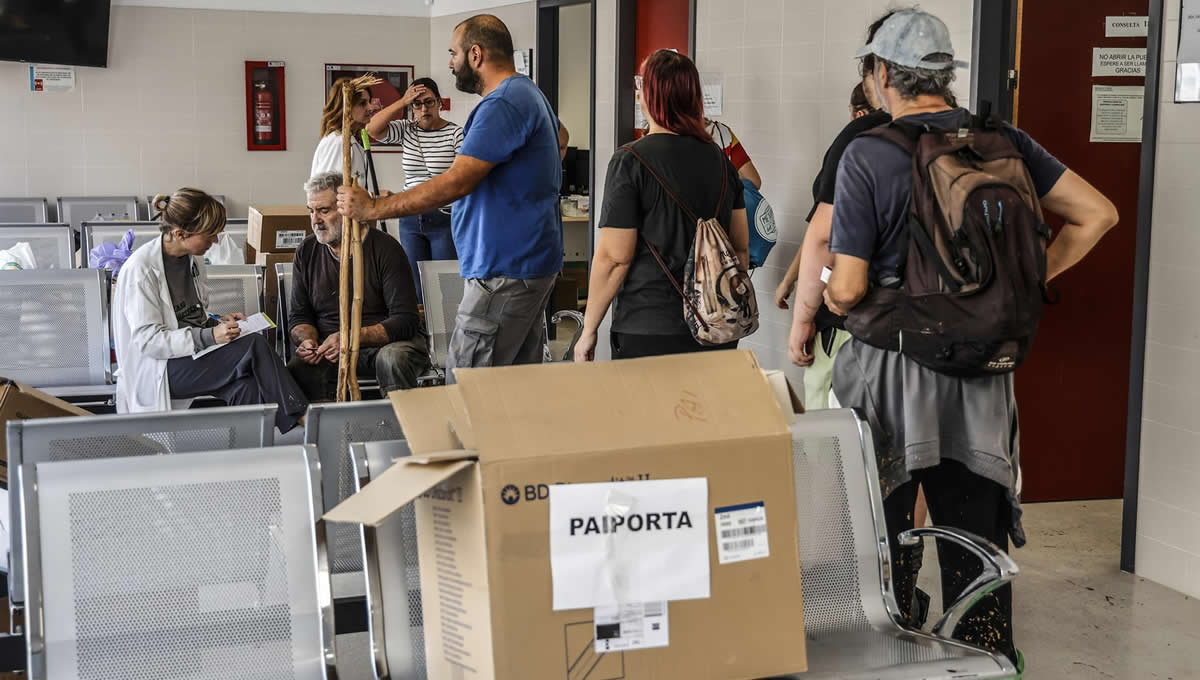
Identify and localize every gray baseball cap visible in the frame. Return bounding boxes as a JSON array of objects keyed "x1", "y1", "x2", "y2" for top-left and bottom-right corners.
[{"x1": 855, "y1": 9, "x2": 968, "y2": 70}]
